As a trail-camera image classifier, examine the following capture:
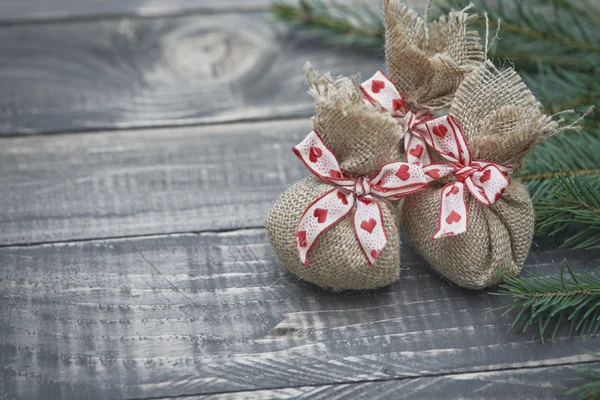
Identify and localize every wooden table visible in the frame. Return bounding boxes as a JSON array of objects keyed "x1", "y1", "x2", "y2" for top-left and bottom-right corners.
[{"x1": 1, "y1": 2, "x2": 598, "y2": 399}]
